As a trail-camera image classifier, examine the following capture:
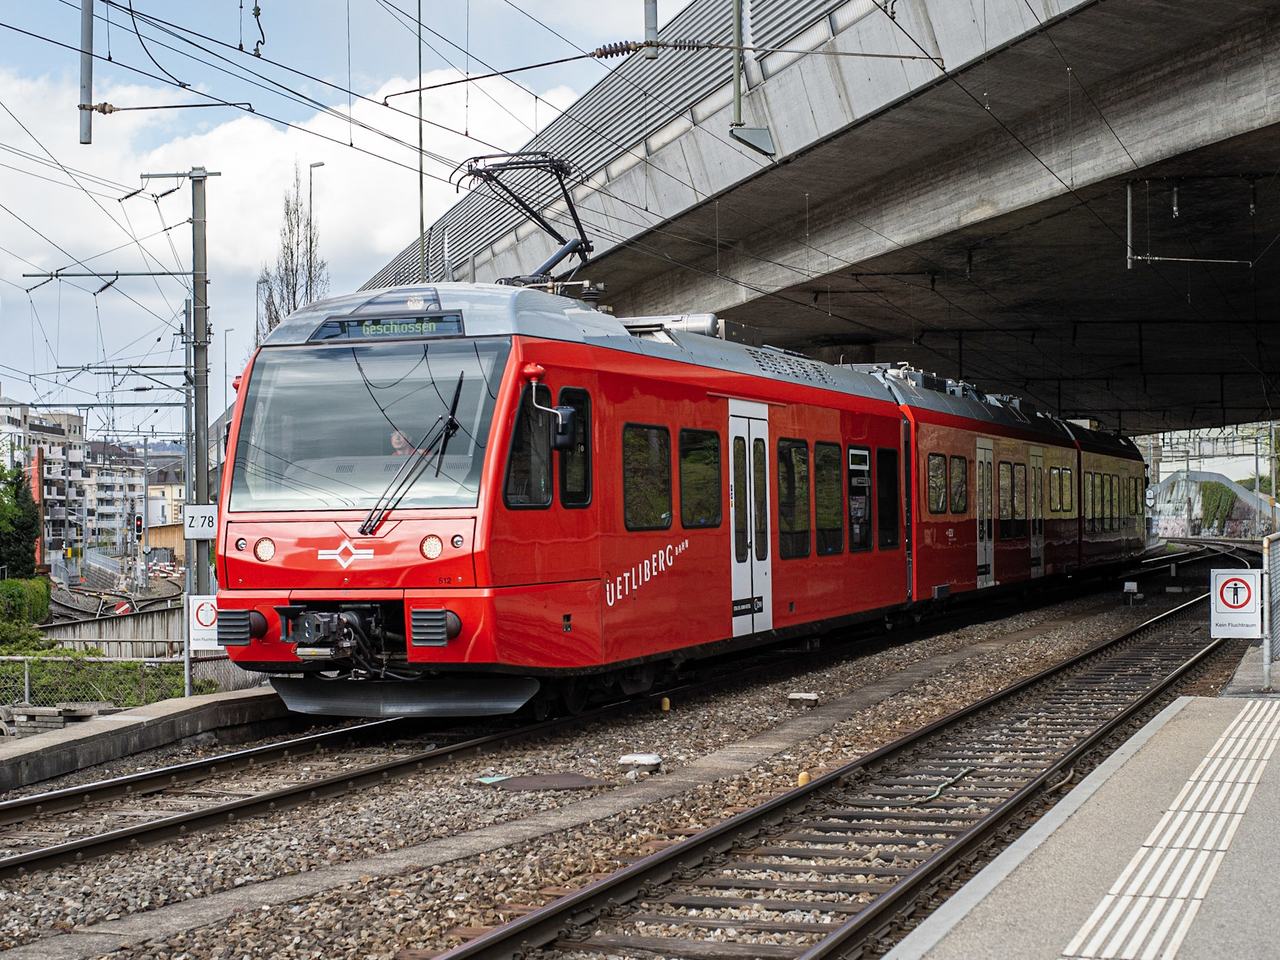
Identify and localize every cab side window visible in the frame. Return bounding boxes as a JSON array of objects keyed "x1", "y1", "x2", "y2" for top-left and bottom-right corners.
[{"x1": 503, "y1": 384, "x2": 552, "y2": 508}]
